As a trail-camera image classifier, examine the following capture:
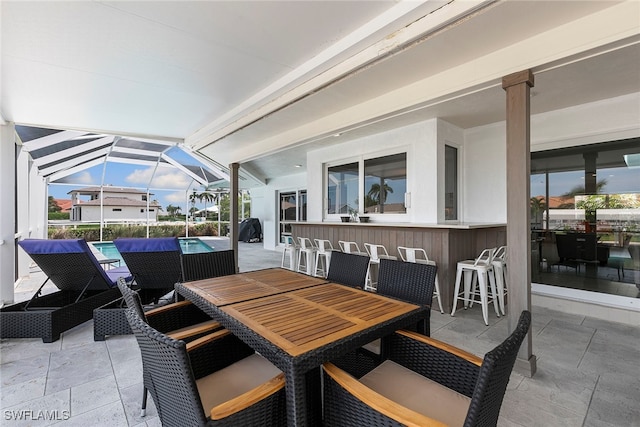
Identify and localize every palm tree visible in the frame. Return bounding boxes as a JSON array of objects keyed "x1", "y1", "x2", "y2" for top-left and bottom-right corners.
[
  {"x1": 530, "y1": 197, "x2": 546, "y2": 228},
  {"x1": 197, "y1": 191, "x2": 215, "y2": 219},
  {"x1": 367, "y1": 181, "x2": 394, "y2": 213},
  {"x1": 165, "y1": 204, "x2": 181, "y2": 219}
]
